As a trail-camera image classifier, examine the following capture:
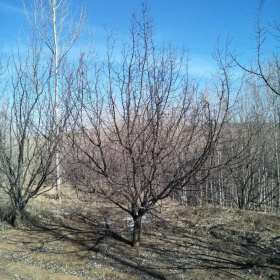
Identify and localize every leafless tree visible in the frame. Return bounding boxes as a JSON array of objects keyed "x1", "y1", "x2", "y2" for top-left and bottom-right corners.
[
  {"x1": 223, "y1": 119, "x2": 267, "y2": 209},
  {"x1": 205, "y1": 81, "x2": 280, "y2": 212},
  {"x1": 0, "y1": 46, "x2": 68, "y2": 226},
  {"x1": 233, "y1": 15, "x2": 280, "y2": 97},
  {"x1": 69, "y1": 10, "x2": 229, "y2": 247},
  {"x1": 26, "y1": 0, "x2": 84, "y2": 200}
]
